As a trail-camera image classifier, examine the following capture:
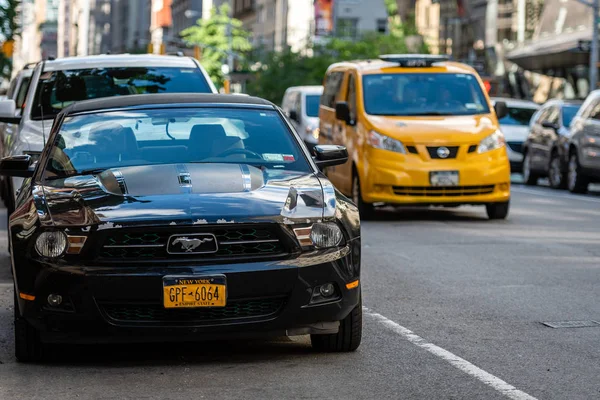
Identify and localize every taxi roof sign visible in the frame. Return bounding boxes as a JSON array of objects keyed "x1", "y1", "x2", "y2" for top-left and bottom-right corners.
[{"x1": 379, "y1": 54, "x2": 449, "y2": 67}]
